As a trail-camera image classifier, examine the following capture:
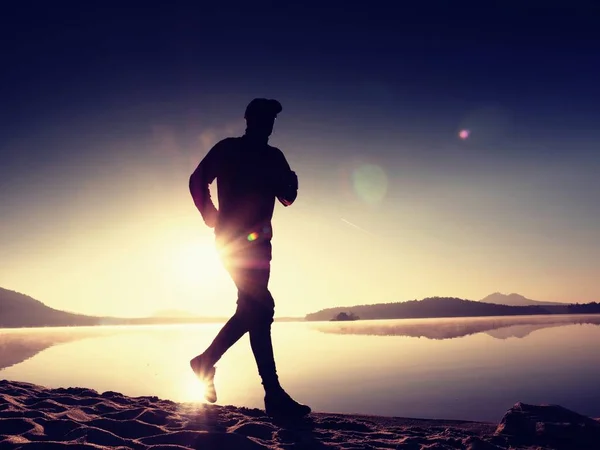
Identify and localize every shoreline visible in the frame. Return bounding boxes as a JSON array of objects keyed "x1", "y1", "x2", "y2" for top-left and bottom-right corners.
[
  {"x1": 2, "y1": 311, "x2": 600, "y2": 331},
  {"x1": 1, "y1": 380, "x2": 598, "y2": 449}
]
